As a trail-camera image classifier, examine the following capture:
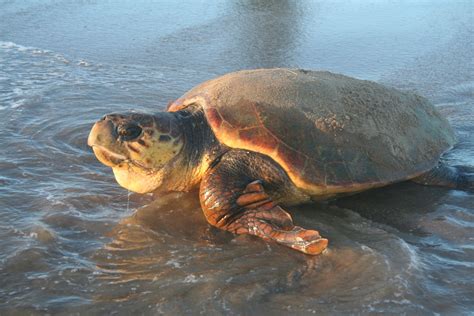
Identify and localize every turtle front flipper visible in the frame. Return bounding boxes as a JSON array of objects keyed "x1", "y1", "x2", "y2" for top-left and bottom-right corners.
[{"x1": 199, "y1": 151, "x2": 328, "y2": 255}]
